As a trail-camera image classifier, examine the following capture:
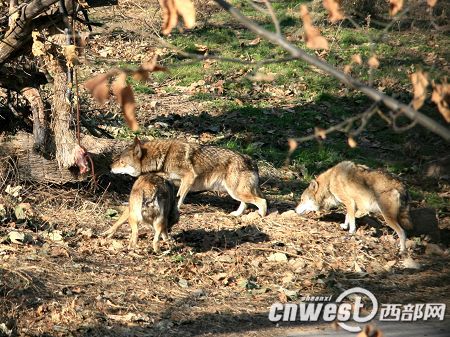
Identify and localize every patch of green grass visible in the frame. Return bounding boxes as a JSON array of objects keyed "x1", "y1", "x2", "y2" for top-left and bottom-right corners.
[
  {"x1": 424, "y1": 193, "x2": 448, "y2": 210},
  {"x1": 130, "y1": 80, "x2": 155, "y2": 95}
]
